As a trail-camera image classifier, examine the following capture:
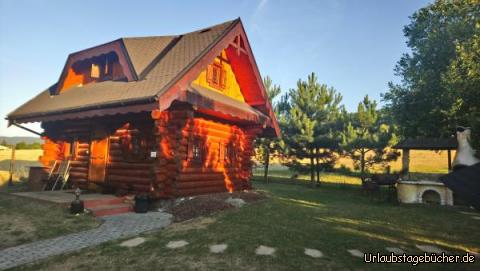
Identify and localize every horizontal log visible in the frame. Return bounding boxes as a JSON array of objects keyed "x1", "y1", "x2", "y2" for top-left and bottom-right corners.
[
  {"x1": 70, "y1": 160, "x2": 88, "y2": 167},
  {"x1": 132, "y1": 184, "x2": 152, "y2": 192},
  {"x1": 176, "y1": 173, "x2": 225, "y2": 182},
  {"x1": 109, "y1": 149, "x2": 123, "y2": 156},
  {"x1": 106, "y1": 174, "x2": 152, "y2": 185},
  {"x1": 175, "y1": 180, "x2": 226, "y2": 189},
  {"x1": 109, "y1": 136, "x2": 120, "y2": 143},
  {"x1": 109, "y1": 143, "x2": 121, "y2": 149},
  {"x1": 69, "y1": 172, "x2": 88, "y2": 179},
  {"x1": 77, "y1": 143, "x2": 89, "y2": 149},
  {"x1": 108, "y1": 162, "x2": 152, "y2": 169},
  {"x1": 70, "y1": 167, "x2": 88, "y2": 173},
  {"x1": 77, "y1": 150, "x2": 89, "y2": 156},
  {"x1": 70, "y1": 178, "x2": 88, "y2": 184},
  {"x1": 107, "y1": 168, "x2": 151, "y2": 177},
  {"x1": 154, "y1": 174, "x2": 170, "y2": 183}
]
